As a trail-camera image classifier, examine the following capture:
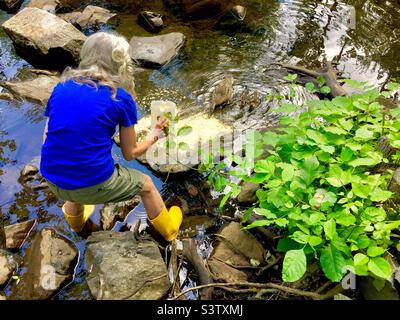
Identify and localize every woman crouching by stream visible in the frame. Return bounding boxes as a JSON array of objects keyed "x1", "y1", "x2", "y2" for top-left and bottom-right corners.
[{"x1": 40, "y1": 32, "x2": 182, "y2": 241}]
